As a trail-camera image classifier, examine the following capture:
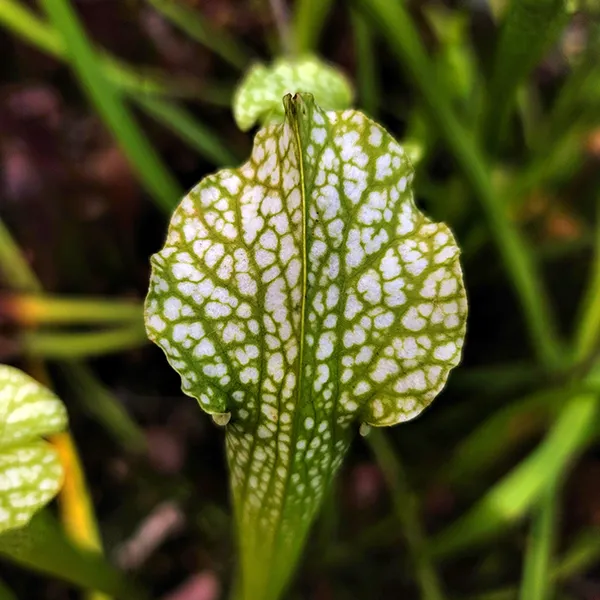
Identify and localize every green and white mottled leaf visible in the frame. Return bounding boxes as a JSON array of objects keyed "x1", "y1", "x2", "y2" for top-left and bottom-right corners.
[
  {"x1": 0, "y1": 365, "x2": 67, "y2": 534},
  {"x1": 233, "y1": 56, "x2": 353, "y2": 131},
  {"x1": 145, "y1": 94, "x2": 467, "y2": 600}
]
